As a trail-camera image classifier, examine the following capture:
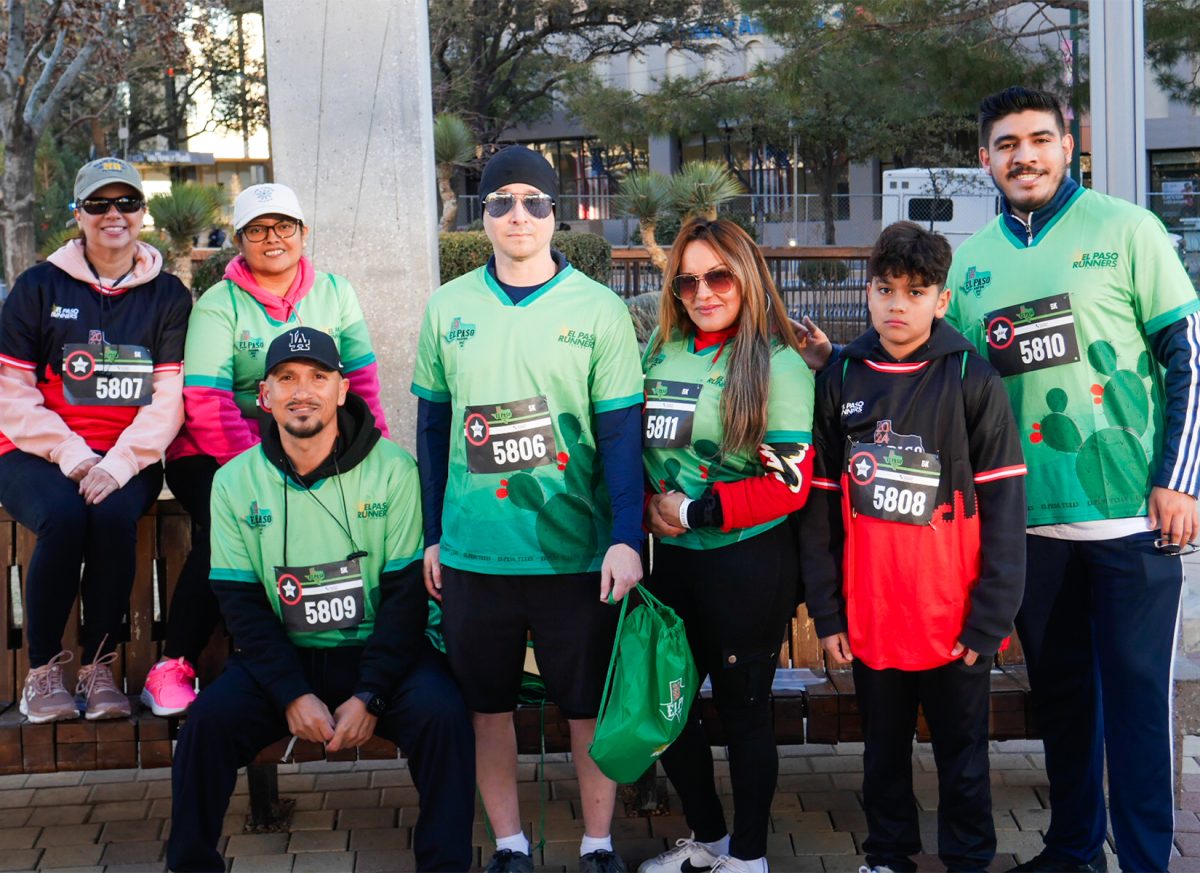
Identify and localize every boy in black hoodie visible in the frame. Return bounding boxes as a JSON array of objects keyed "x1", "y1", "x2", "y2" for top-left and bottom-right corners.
[
  {"x1": 802, "y1": 223, "x2": 1027, "y2": 873},
  {"x1": 167, "y1": 329, "x2": 474, "y2": 873}
]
